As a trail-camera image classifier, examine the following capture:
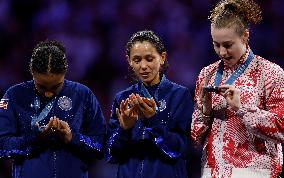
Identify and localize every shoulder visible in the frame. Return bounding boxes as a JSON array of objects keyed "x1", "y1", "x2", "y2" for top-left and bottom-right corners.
[
  {"x1": 64, "y1": 80, "x2": 92, "y2": 93},
  {"x1": 255, "y1": 55, "x2": 284, "y2": 75},
  {"x1": 5, "y1": 81, "x2": 33, "y2": 96},
  {"x1": 63, "y1": 80, "x2": 99, "y2": 103},
  {"x1": 113, "y1": 84, "x2": 137, "y2": 101},
  {"x1": 164, "y1": 79, "x2": 191, "y2": 98},
  {"x1": 198, "y1": 60, "x2": 221, "y2": 78},
  {"x1": 167, "y1": 79, "x2": 188, "y2": 92}
]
